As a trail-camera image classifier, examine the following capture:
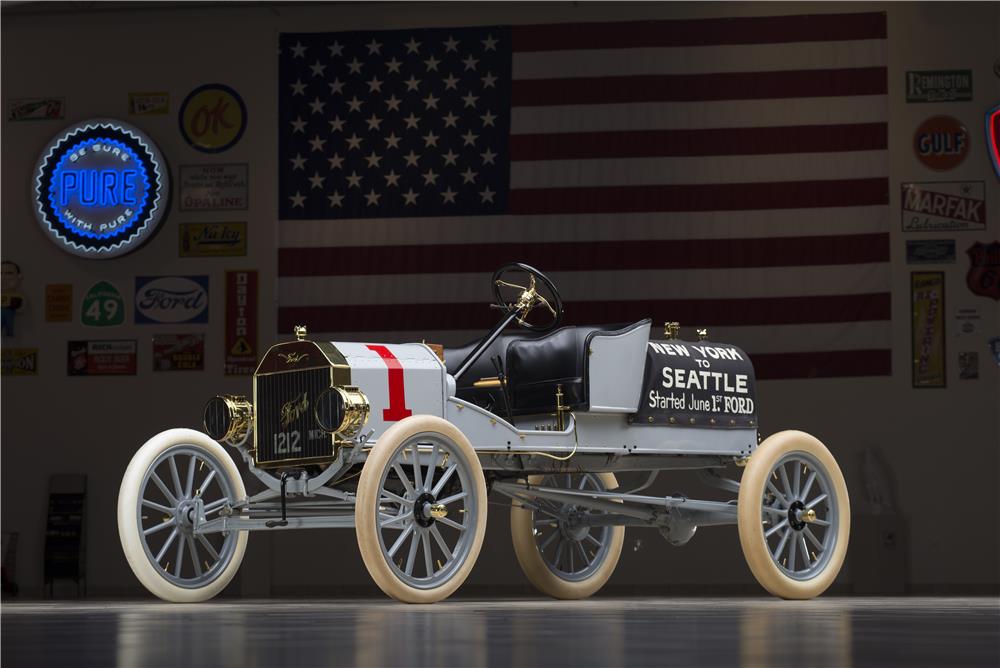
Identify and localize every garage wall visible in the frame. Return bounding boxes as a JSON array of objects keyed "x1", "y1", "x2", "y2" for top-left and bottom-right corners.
[{"x1": 1, "y1": 1, "x2": 997, "y2": 597}]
